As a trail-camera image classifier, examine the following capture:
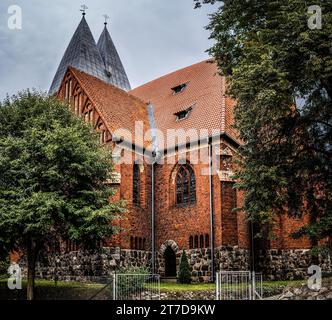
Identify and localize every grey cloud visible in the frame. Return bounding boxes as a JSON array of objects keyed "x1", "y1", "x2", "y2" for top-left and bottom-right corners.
[{"x1": 0, "y1": 0, "x2": 214, "y2": 99}]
